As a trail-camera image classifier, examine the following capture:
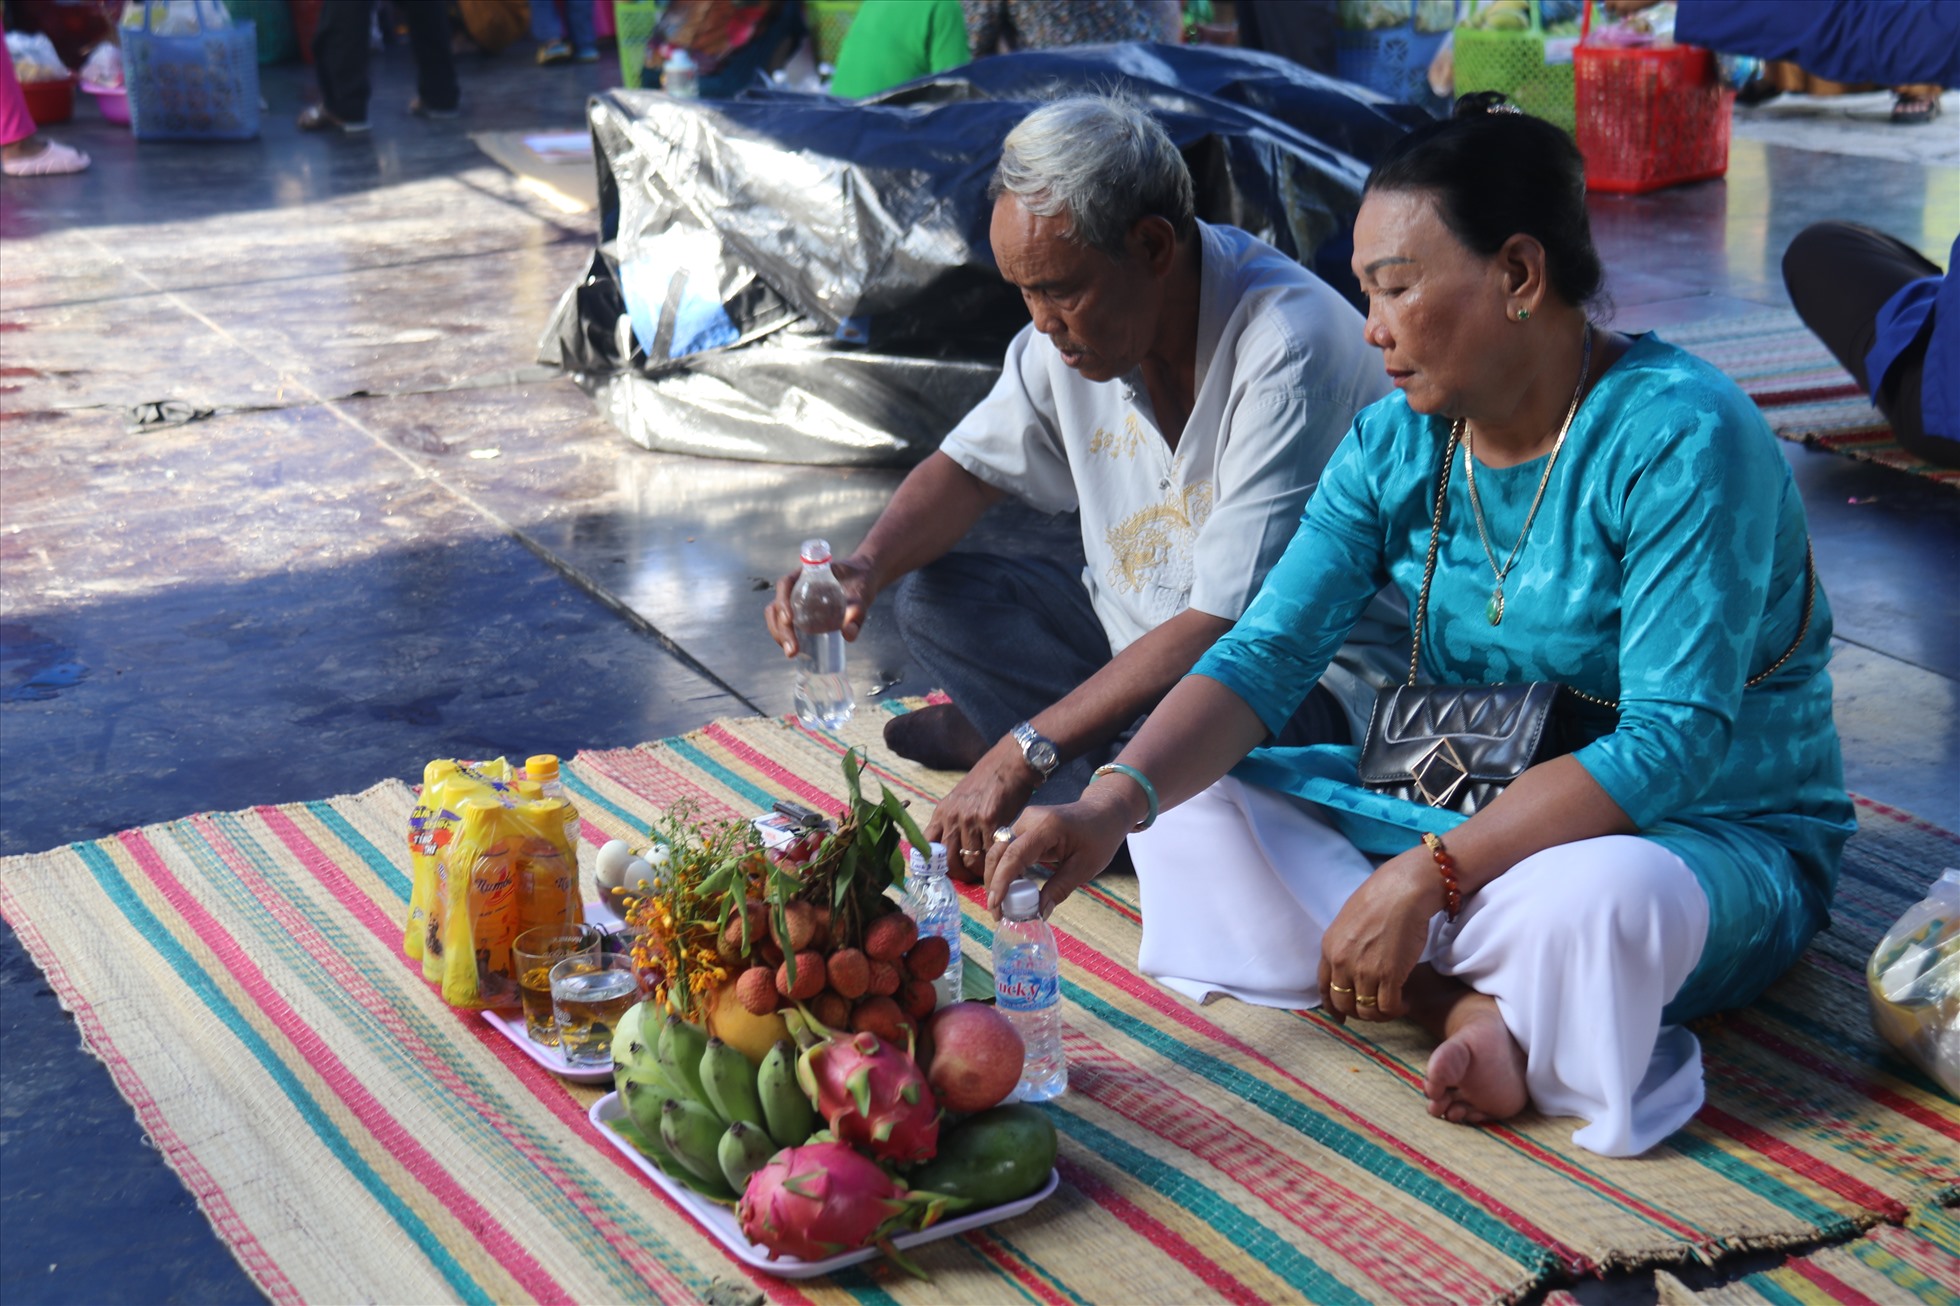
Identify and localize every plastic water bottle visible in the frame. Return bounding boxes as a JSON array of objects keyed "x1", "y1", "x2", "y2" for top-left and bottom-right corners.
[
  {"x1": 905, "y1": 842, "x2": 963, "y2": 1009},
  {"x1": 662, "y1": 48, "x2": 699, "y2": 98},
  {"x1": 790, "y1": 538, "x2": 855, "y2": 730},
  {"x1": 993, "y1": 878, "x2": 1066, "y2": 1102}
]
